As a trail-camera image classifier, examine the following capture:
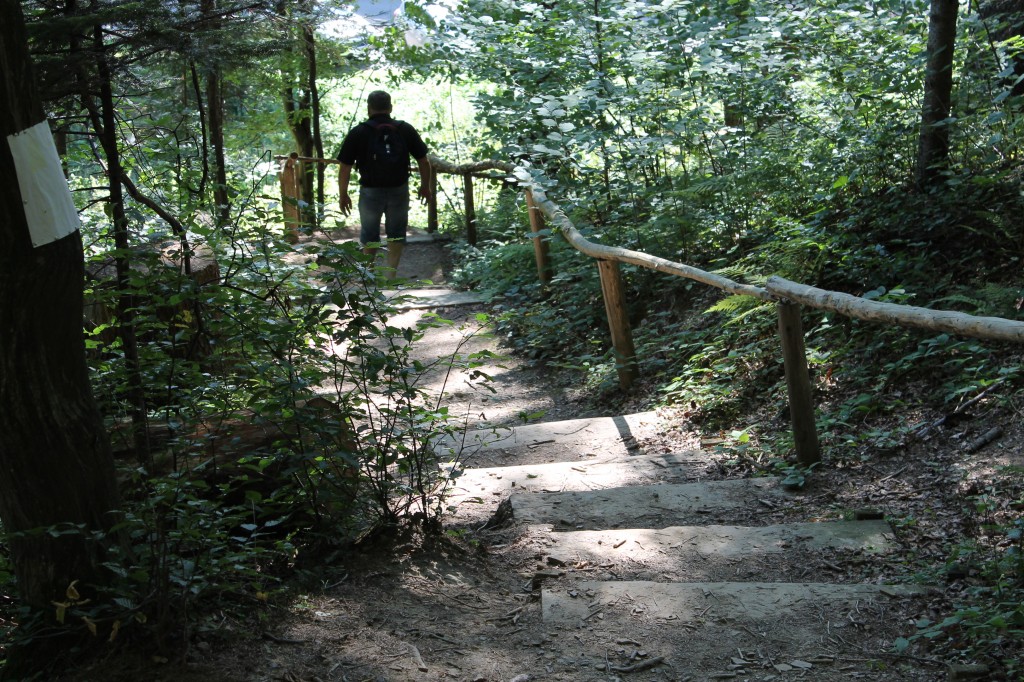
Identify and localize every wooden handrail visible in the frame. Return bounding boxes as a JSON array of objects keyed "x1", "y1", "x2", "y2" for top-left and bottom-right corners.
[
  {"x1": 429, "y1": 156, "x2": 1024, "y2": 343},
  {"x1": 426, "y1": 156, "x2": 772, "y2": 301},
  {"x1": 426, "y1": 156, "x2": 512, "y2": 175},
  {"x1": 274, "y1": 154, "x2": 344, "y2": 166},
  {"x1": 279, "y1": 151, "x2": 1024, "y2": 467},
  {"x1": 424, "y1": 154, "x2": 1024, "y2": 466},
  {"x1": 767, "y1": 276, "x2": 1024, "y2": 343},
  {"x1": 526, "y1": 185, "x2": 775, "y2": 302}
]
